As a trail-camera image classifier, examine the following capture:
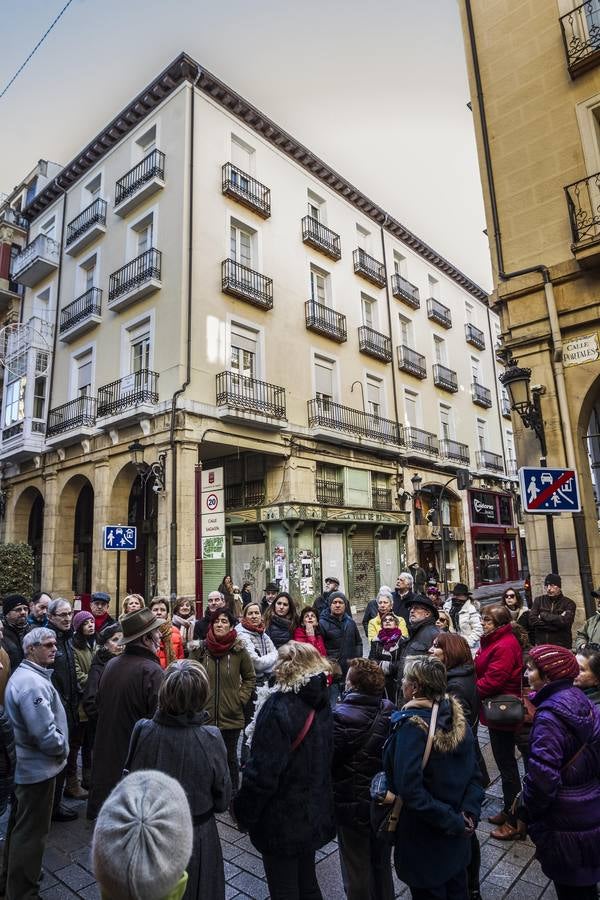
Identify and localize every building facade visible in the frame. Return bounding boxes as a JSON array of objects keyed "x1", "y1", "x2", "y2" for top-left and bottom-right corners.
[
  {"x1": 459, "y1": 1, "x2": 600, "y2": 616},
  {"x1": 1, "y1": 54, "x2": 516, "y2": 609}
]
